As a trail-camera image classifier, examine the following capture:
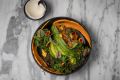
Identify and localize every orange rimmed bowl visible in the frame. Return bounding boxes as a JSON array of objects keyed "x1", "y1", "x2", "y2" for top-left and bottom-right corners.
[{"x1": 31, "y1": 17, "x2": 92, "y2": 75}]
